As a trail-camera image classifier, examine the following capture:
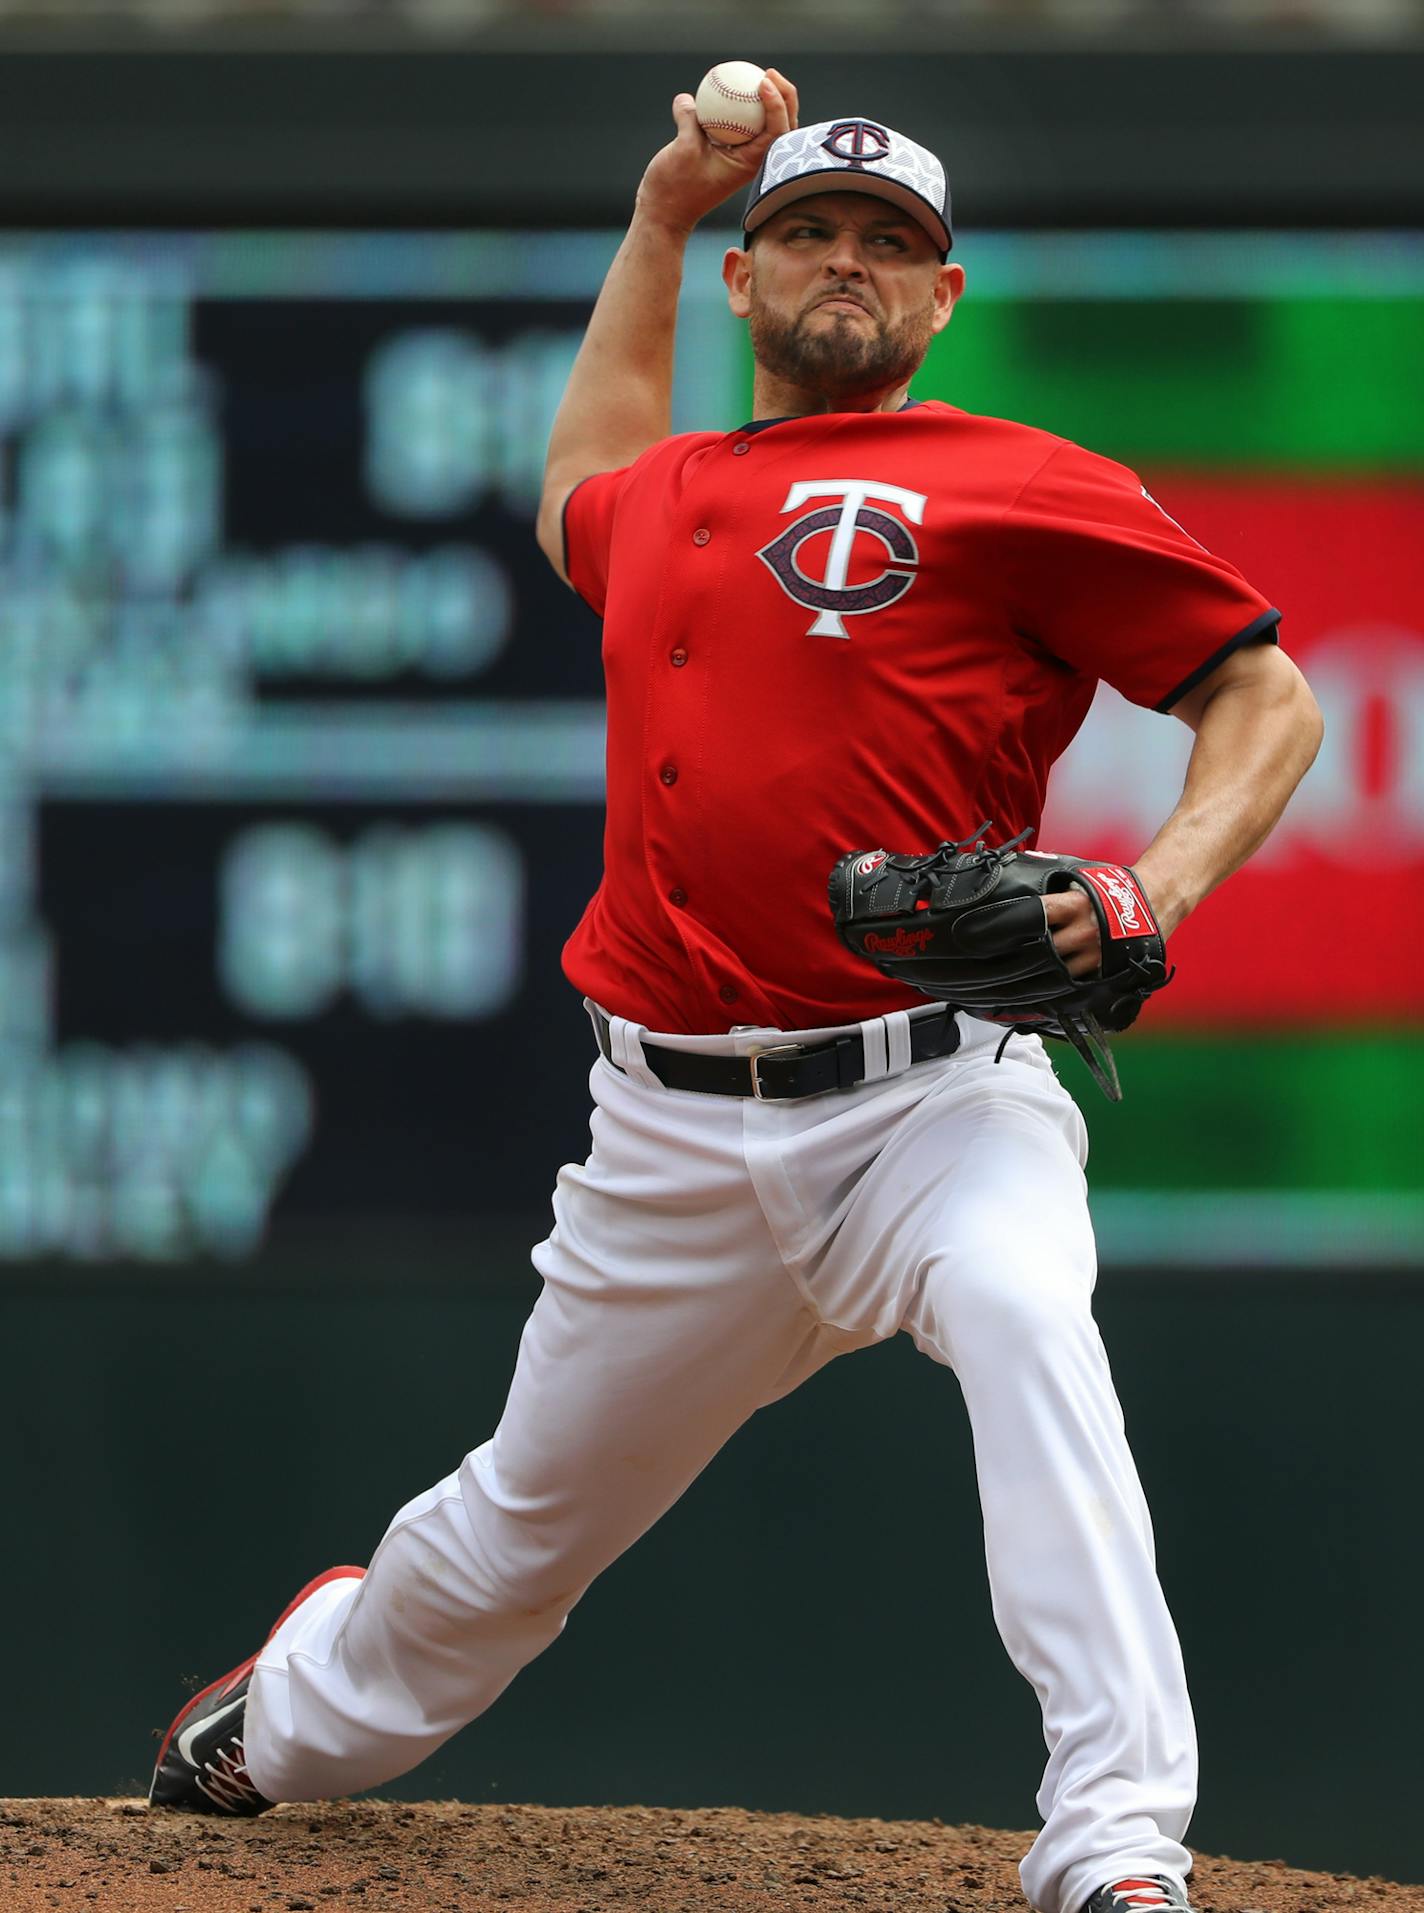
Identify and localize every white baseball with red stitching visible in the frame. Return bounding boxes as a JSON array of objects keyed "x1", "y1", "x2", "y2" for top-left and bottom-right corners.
[{"x1": 694, "y1": 61, "x2": 767, "y2": 146}]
